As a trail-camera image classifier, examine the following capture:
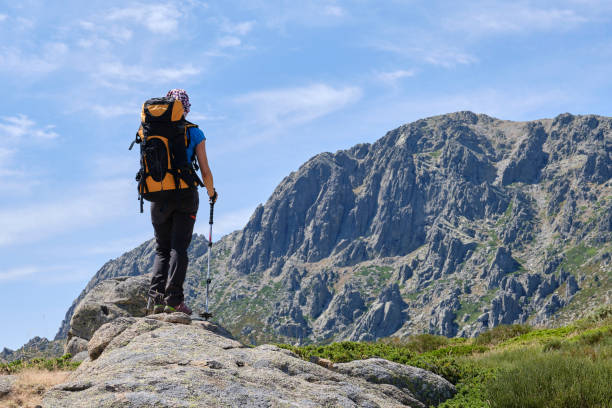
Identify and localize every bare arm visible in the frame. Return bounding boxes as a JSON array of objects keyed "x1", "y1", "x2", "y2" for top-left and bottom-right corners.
[{"x1": 195, "y1": 140, "x2": 215, "y2": 198}]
